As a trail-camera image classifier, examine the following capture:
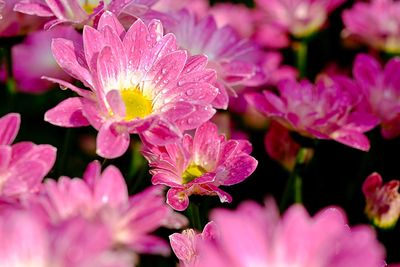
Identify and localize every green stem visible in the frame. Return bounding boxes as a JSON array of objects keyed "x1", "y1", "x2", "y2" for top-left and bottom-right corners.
[
  {"x1": 128, "y1": 140, "x2": 148, "y2": 194},
  {"x1": 188, "y1": 202, "x2": 202, "y2": 230},
  {"x1": 294, "y1": 41, "x2": 308, "y2": 78},
  {"x1": 280, "y1": 147, "x2": 308, "y2": 211}
]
